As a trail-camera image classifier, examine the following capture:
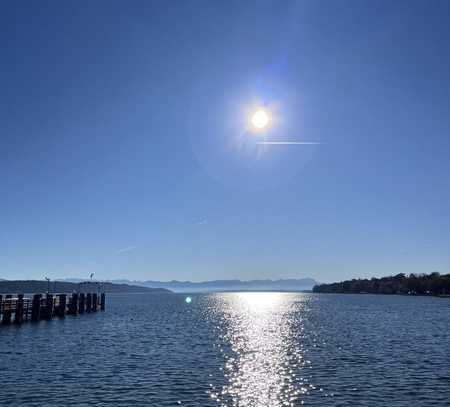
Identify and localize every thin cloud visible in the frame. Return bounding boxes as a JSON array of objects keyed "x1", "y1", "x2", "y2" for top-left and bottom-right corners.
[{"x1": 116, "y1": 246, "x2": 137, "y2": 255}]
